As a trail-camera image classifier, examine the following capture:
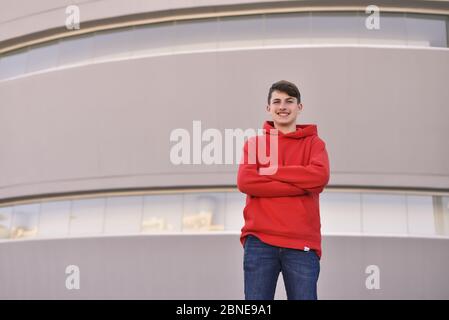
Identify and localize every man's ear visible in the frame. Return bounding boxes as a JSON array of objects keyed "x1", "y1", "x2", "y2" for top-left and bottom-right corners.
[
  {"x1": 298, "y1": 103, "x2": 303, "y2": 111},
  {"x1": 266, "y1": 105, "x2": 271, "y2": 112}
]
